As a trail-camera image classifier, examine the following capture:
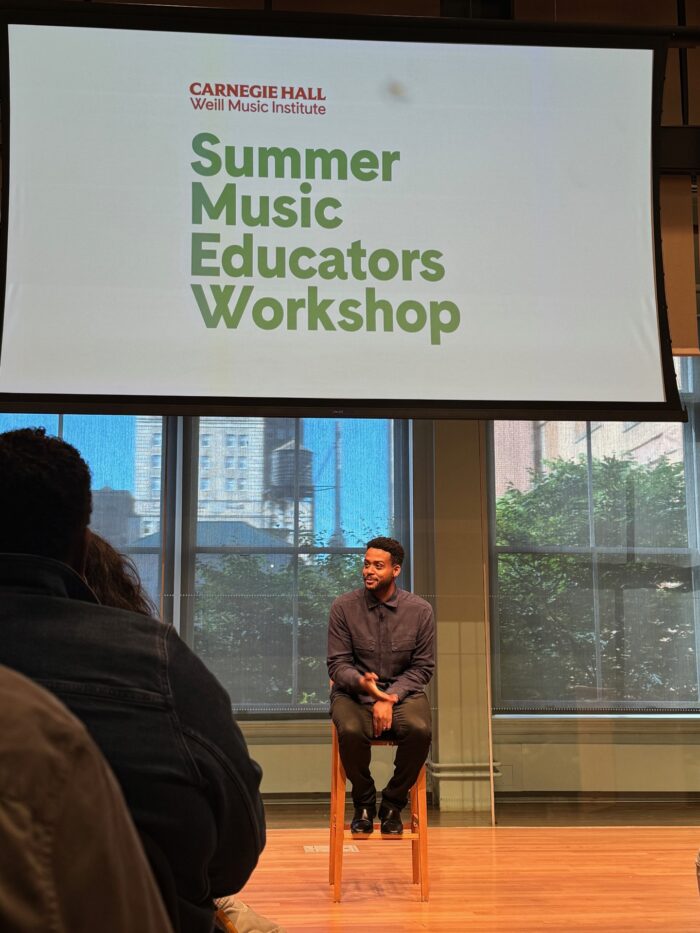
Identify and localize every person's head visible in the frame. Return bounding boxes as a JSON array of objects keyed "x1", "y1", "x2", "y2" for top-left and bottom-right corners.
[
  {"x1": 0, "y1": 427, "x2": 92, "y2": 572},
  {"x1": 84, "y1": 530, "x2": 158, "y2": 617},
  {"x1": 363, "y1": 536, "x2": 404, "y2": 599}
]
